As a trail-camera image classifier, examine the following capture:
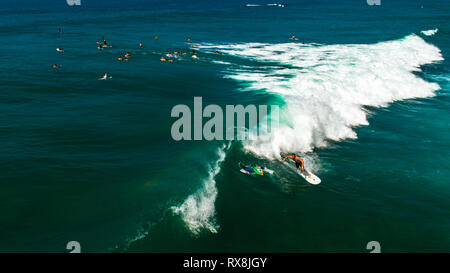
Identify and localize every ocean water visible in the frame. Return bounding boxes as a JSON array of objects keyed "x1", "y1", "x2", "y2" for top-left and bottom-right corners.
[{"x1": 0, "y1": 0, "x2": 449, "y2": 252}]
